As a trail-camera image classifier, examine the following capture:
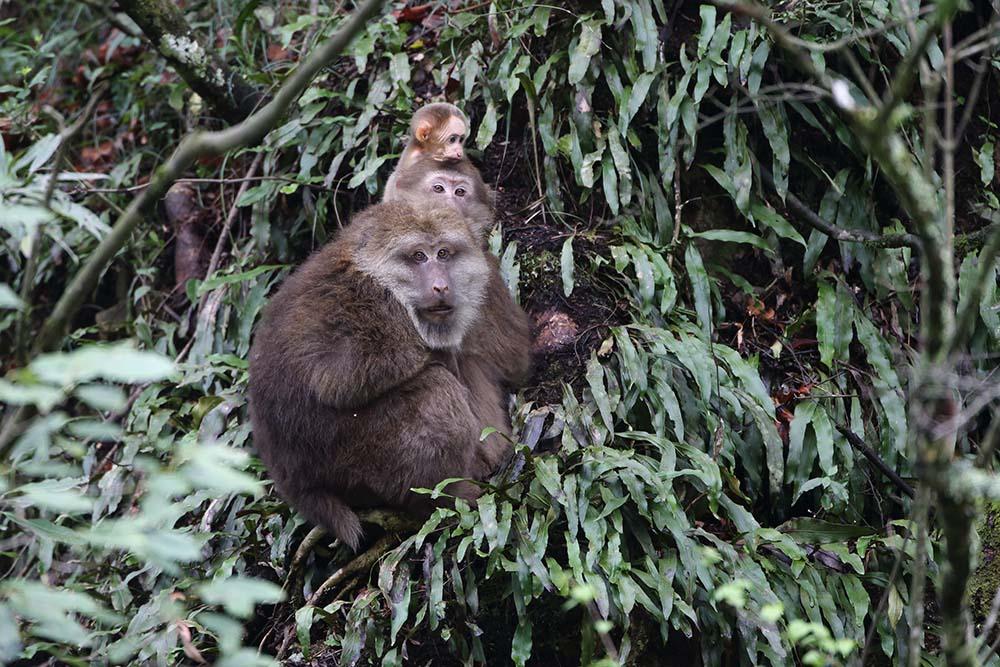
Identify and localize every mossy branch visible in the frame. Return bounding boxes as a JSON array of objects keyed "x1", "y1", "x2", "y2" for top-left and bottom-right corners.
[
  {"x1": 33, "y1": 0, "x2": 387, "y2": 354},
  {"x1": 117, "y1": 0, "x2": 262, "y2": 123}
]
